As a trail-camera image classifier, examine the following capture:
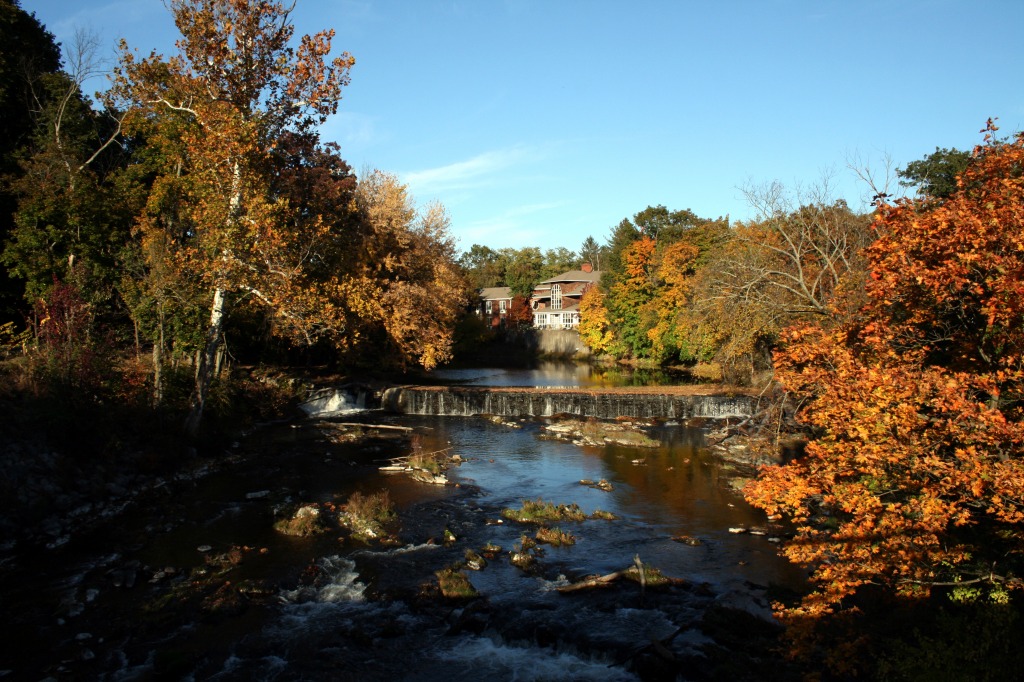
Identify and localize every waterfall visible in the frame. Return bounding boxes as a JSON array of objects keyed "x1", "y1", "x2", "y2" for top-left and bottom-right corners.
[
  {"x1": 299, "y1": 385, "x2": 371, "y2": 417},
  {"x1": 380, "y1": 386, "x2": 754, "y2": 420}
]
